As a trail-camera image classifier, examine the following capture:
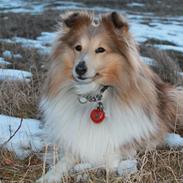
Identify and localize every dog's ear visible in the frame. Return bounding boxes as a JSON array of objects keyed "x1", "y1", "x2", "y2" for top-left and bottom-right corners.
[
  {"x1": 102, "y1": 12, "x2": 129, "y2": 33},
  {"x1": 62, "y1": 12, "x2": 80, "y2": 28},
  {"x1": 60, "y1": 12, "x2": 91, "y2": 31},
  {"x1": 110, "y1": 12, "x2": 128, "y2": 30}
]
